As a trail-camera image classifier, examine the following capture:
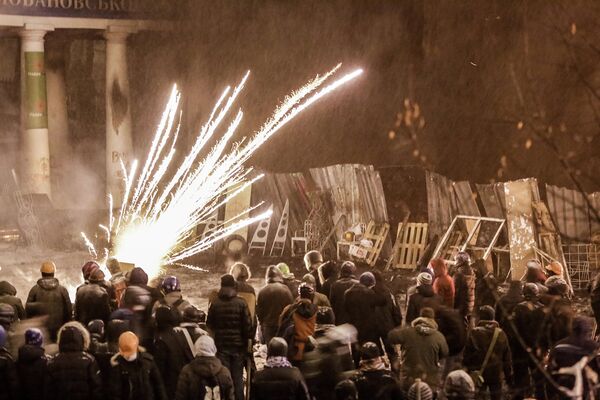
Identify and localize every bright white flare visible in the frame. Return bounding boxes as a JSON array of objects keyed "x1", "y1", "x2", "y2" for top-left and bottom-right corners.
[{"x1": 83, "y1": 65, "x2": 363, "y2": 277}]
